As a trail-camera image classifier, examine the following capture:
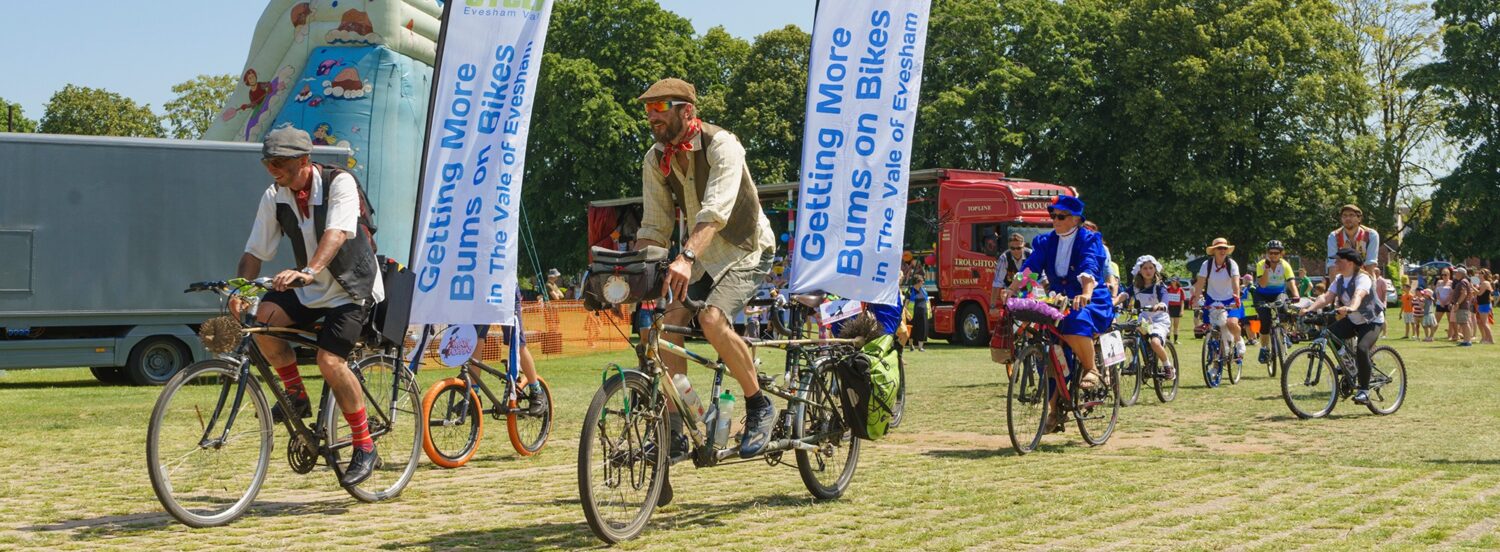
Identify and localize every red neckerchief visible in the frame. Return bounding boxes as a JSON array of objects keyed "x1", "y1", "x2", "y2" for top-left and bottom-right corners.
[
  {"x1": 658, "y1": 118, "x2": 703, "y2": 177},
  {"x1": 293, "y1": 176, "x2": 312, "y2": 219}
]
